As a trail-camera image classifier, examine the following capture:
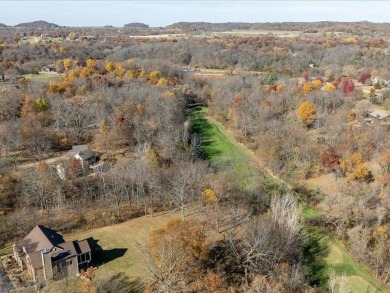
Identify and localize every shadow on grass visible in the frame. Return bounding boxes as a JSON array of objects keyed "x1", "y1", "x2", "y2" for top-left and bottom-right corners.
[
  {"x1": 302, "y1": 227, "x2": 329, "y2": 288},
  {"x1": 86, "y1": 238, "x2": 127, "y2": 266},
  {"x1": 97, "y1": 272, "x2": 143, "y2": 293},
  {"x1": 190, "y1": 116, "x2": 223, "y2": 161}
]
